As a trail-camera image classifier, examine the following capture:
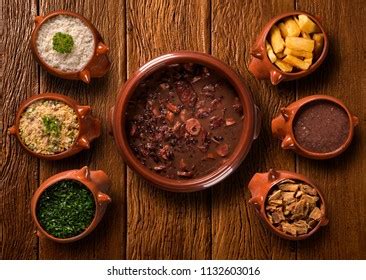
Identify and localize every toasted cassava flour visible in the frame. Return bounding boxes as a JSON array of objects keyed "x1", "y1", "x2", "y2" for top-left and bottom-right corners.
[
  {"x1": 19, "y1": 100, "x2": 79, "y2": 154},
  {"x1": 36, "y1": 15, "x2": 95, "y2": 72}
]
